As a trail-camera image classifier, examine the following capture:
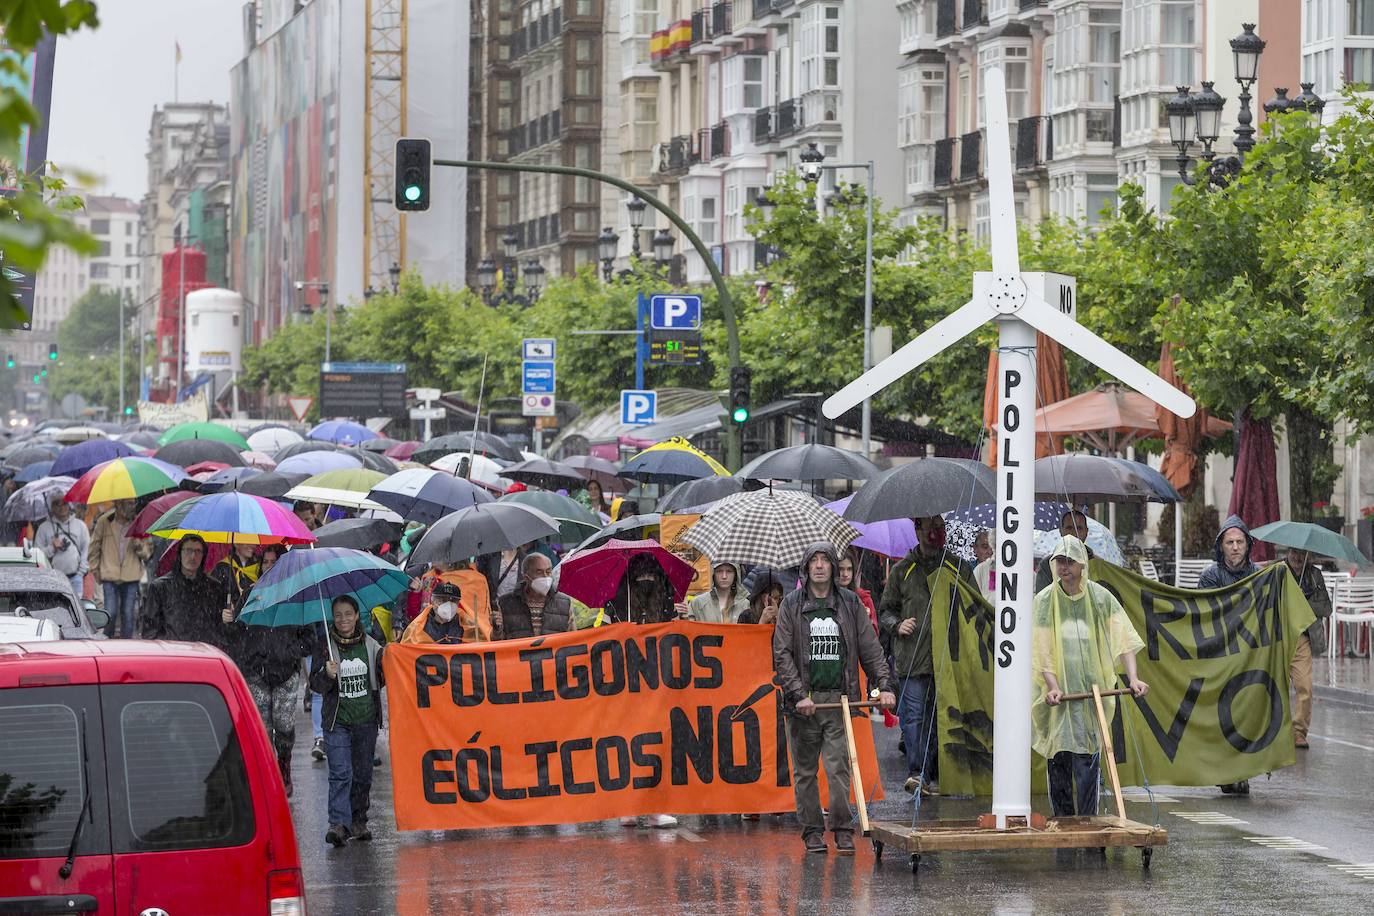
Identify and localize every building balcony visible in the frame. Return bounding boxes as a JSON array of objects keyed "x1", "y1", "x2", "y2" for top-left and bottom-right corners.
[
  {"x1": 936, "y1": 0, "x2": 957, "y2": 39},
  {"x1": 1018, "y1": 0, "x2": 1048, "y2": 9},
  {"x1": 512, "y1": 8, "x2": 564, "y2": 62},
  {"x1": 1015, "y1": 116, "x2": 1052, "y2": 170},
  {"x1": 713, "y1": 3, "x2": 741, "y2": 46},
  {"x1": 752, "y1": 106, "x2": 774, "y2": 143},
  {"x1": 958, "y1": 129, "x2": 982, "y2": 182},
  {"x1": 701, "y1": 121, "x2": 731, "y2": 161},
  {"x1": 651, "y1": 20, "x2": 693, "y2": 69},
  {"x1": 934, "y1": 137, "x2": 957, "y2": 187},
  {"x1": 735, "y1": 0, "x2": 770, "y2": 35},
  {"x1": 962, "y1": 0, "x2": 986, "y2": 31},
  {"x1": 775, "y1": 97, "x2": 803, "y2": 137},
  {"x1": 657, "y1": 134, "x2": 700, "y2": 175},
  {"x1": 509, "y1": 109, "x2": 563, "y2": 157},
  {"x1": 690, "y1": 9, "x2": 718, "y2": 55}
]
